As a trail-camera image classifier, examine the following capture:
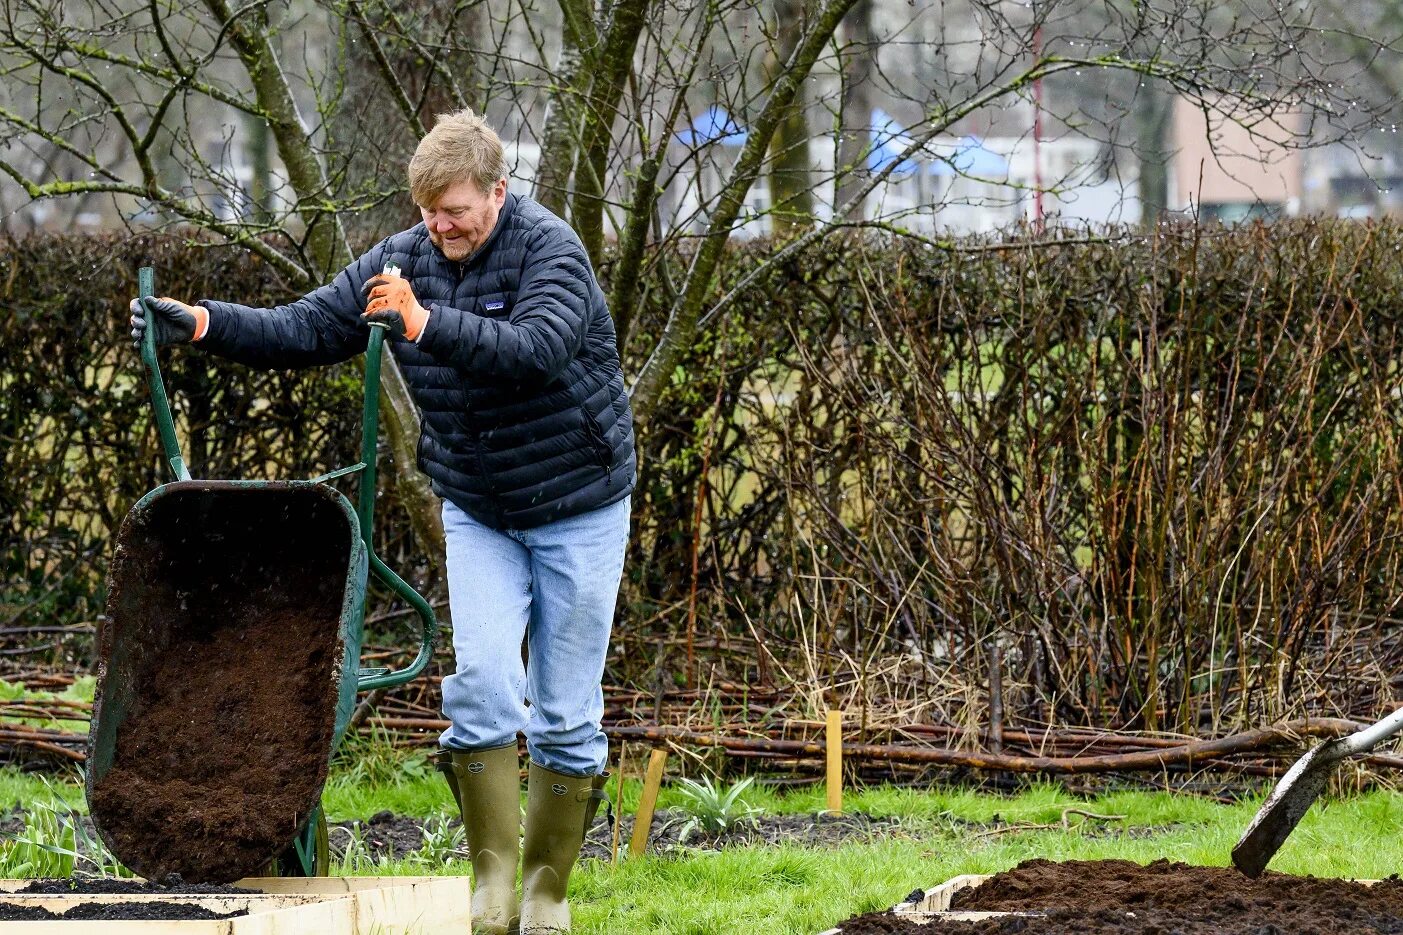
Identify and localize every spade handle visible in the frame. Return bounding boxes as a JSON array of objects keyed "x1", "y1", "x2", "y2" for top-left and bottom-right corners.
[{"x1": 1340, "y1": 705, "x2": 1403, "y2": 756}]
